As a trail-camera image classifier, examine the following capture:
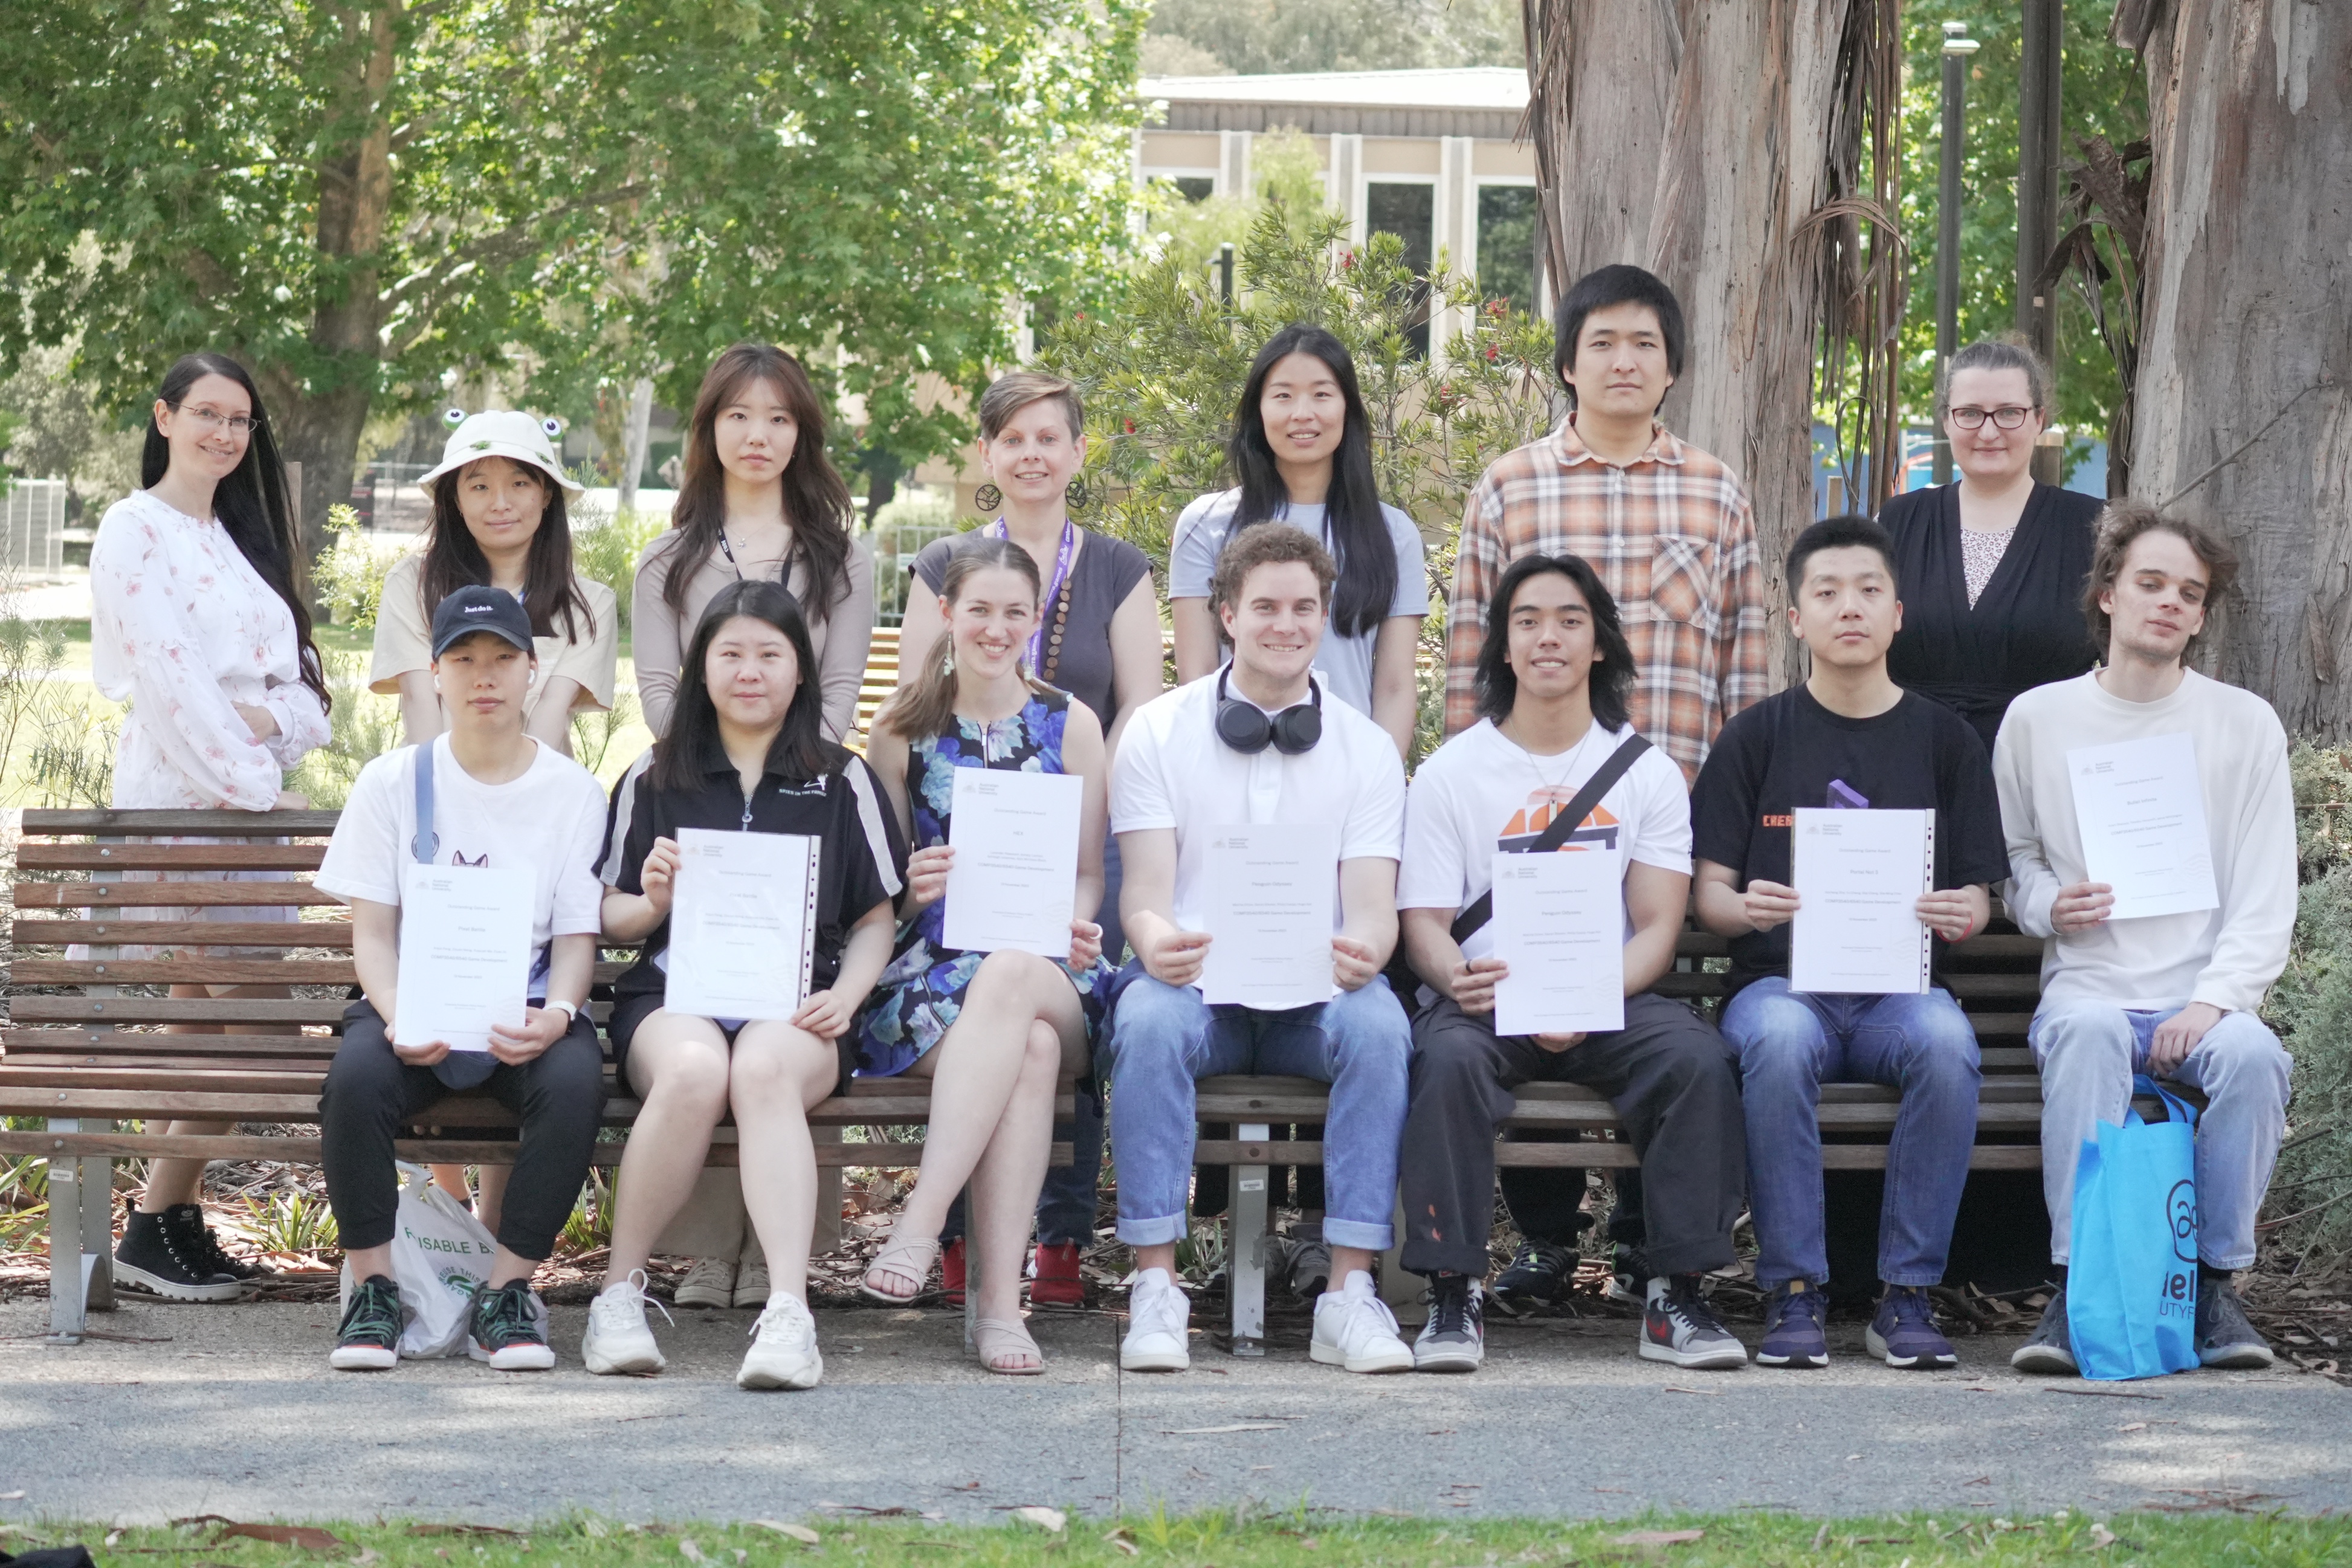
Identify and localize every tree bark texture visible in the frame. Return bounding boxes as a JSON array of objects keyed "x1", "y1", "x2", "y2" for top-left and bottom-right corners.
[
  {"x1": 1526, "y1": 0, "x2": 1879, "y2": 686},
  {"x1": 2125, "y1": 0, "x2": 2351, "y2": 732},
  {"x1": 265, "y1": 2, "x2": 401, "y2": 566}
]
